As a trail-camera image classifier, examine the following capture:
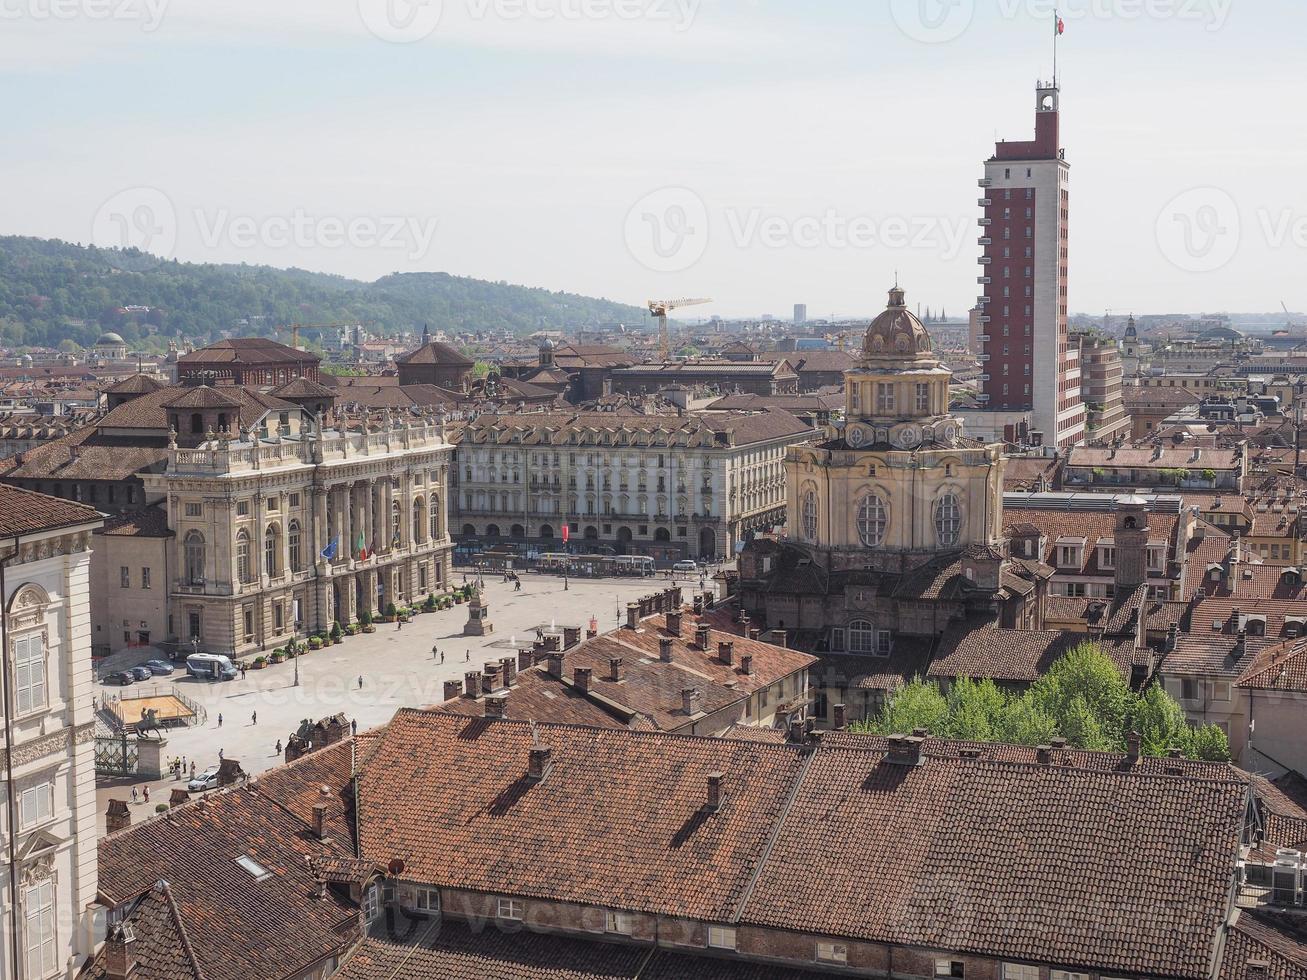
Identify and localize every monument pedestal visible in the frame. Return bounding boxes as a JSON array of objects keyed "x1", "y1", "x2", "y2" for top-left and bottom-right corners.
[
  {"x1": 136, "y1": 737, "x2": 168, "y2": 780},
  {"x1": 463, "y1": 592, "x2": 494, "y2": 636}
]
